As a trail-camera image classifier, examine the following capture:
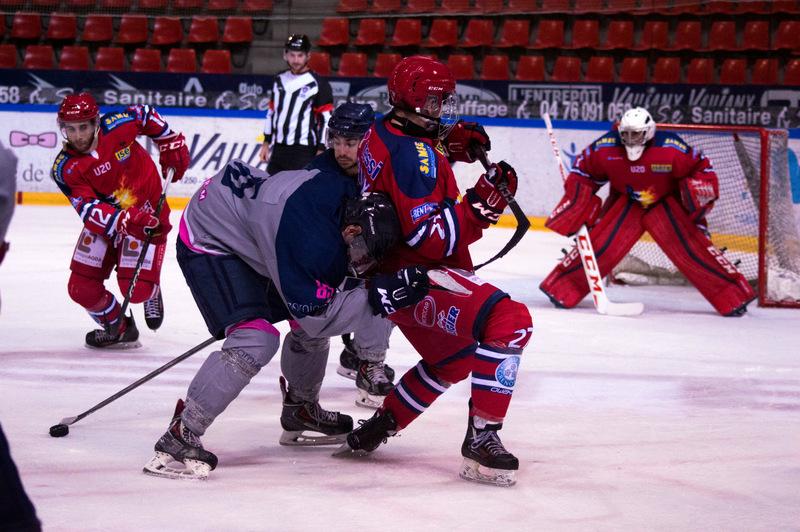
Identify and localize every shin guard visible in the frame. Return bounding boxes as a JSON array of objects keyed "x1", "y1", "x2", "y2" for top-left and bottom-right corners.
[
  {"x1": 643, "y1": 196, "x2": 756, "y2": 315},
  {"x1": 540, "y1": 197, "x2": 646, "y2": 308}
]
